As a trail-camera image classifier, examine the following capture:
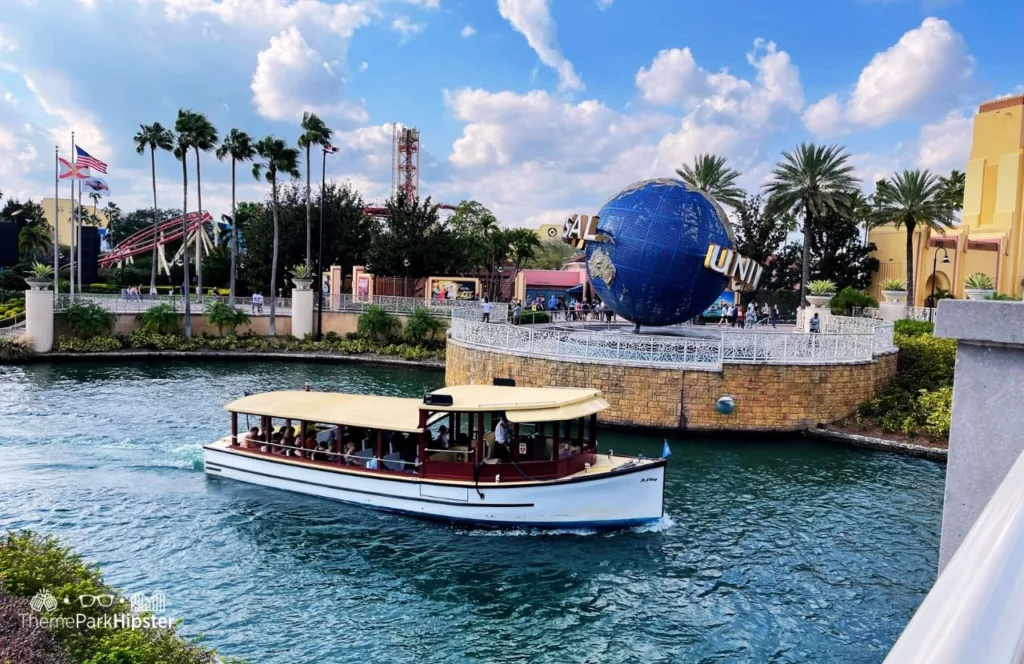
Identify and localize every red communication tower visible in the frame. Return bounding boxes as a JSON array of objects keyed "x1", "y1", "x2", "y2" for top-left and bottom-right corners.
[{"x1": 394, "y1": 125, "x2": 420, "y2": 200}]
